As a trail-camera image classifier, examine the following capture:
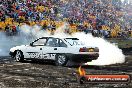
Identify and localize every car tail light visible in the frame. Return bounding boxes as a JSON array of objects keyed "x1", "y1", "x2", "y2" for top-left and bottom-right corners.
[
  {"x1": 79, "y1": 48, "x2": 94, "y2": 52},
  {"x1": 79, "y1": 47, "x2": 99, "y2": 52},
  {"x1": 79, "y1": 48, "x2": 86, "y2": 52}
]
